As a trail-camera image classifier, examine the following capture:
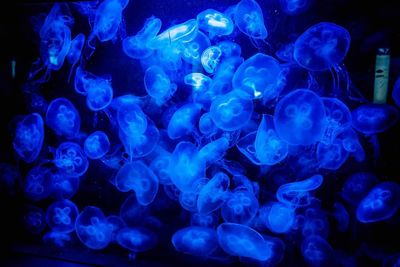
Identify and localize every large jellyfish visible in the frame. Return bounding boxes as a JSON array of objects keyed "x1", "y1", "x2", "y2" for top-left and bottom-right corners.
[
  {"x1": 221, "y1": 188, "x2": 259, "y2": 224},
  {"x1": 46, "y1": 98, "x2": 80, "y2": 139},
  {"x1": 45, "y1": 199, "x2": 78, "y2": 233},
  {"x1": 197, "y1": 172, "x2": 230, "y2": 215},
  {"x1": 116, "y1": 227, "x2": 157, "y2": 252},
  {"x1": 149, "y1": 19, "x2": 198, "y2": 49},
  {"x1": 144, "y1": 65, "x2": 177, "y2": 105},
  {"x1": 84, "y1": 131, "x2": 110, "y2": 159},
  {"x1": 274, "y1": 89, "x2": 327, "y2": 145},
  {"x1": 234, "y1": 0, "x2": 268, "y2": 40},
  {"x1": 301, "y1": 235, "x2": 334, "y2": 266},
  {"x1": 55, "y1": 142, "x2": 89, "y2": 177},
  {"x1": 197, "y1": 9, "x2": 234, "y2": 37},
  {"x1": 172, "y1": 226, "x2": 219, "y2": 257},
  {"x1": 13, "y1": 113, "x2": 44, "y2": 163}
]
